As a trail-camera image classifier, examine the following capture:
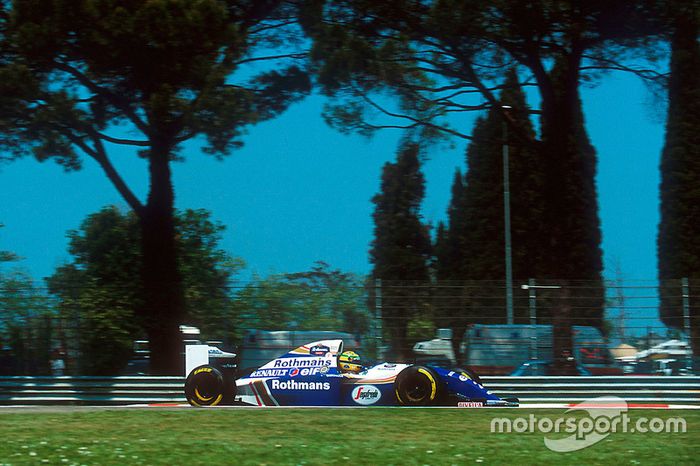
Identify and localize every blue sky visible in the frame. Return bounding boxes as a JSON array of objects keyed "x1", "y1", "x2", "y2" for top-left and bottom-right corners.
[{"x1": 0, "y1": 70, "x2": 665, "y2": 308}]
